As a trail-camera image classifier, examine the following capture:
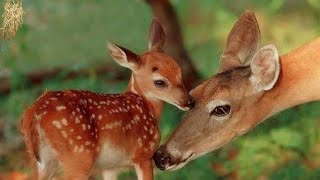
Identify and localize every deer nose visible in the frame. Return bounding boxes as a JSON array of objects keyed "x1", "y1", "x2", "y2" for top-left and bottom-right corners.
[
  {"x1": 153, "y1": 145, "x2": 171, "y2": 170},
  {"x1": 187, "y1": 95, "x2": 195, "y2": 109}
]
